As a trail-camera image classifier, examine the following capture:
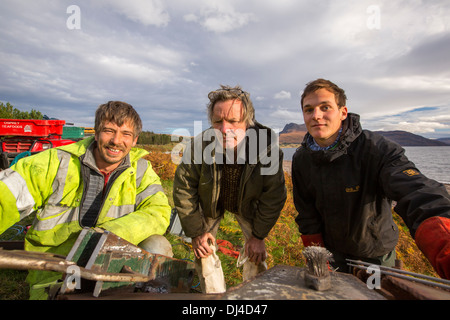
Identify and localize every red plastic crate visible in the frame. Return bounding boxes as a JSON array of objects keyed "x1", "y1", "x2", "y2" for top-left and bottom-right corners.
[
  {"x1": 2, "y1": 140, "x2": 33, "y2": 153},
  {"x1": 0, "y1": 119, "x2": 65, "y2": 137}
]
